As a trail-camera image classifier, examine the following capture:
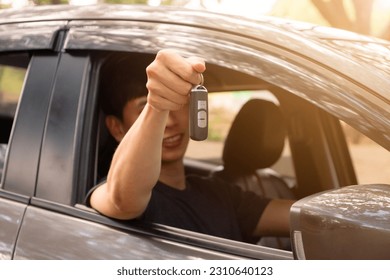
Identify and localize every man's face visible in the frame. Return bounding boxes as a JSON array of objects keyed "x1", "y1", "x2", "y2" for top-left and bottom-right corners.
[
  {"x1": 120, "y1": 96, "x2": 148, "y2": 131},
  {"x1": 121, "y1": 96, "x2": 190, "y2": 164}
]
